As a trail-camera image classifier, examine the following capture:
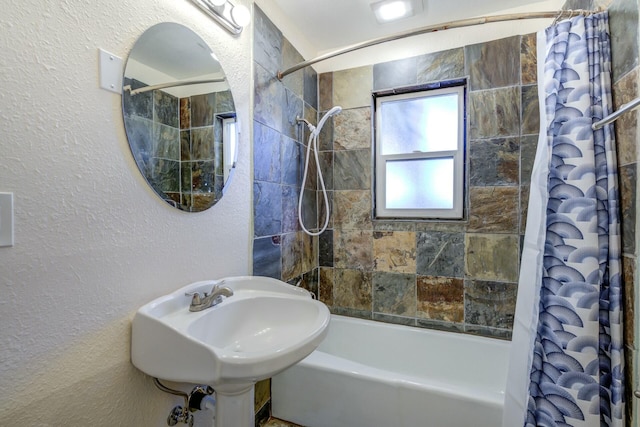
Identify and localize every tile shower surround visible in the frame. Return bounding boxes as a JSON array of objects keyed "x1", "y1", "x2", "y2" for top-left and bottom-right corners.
[
  {"x1": 314, "y1": 34, "x2": 532, "y2": 340},
  {"x1": 253, "y1": 0, "x2": 638, "y2": 423},
  {"x1": 123, "y1": 78, "x2": 232, "y2": 211},
  {"x1": 253, "y1": 1, "x2": 637, "y2": 339},
  {"x1": 252, "y1": 12, "x2": 544, "y2": 339}
]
